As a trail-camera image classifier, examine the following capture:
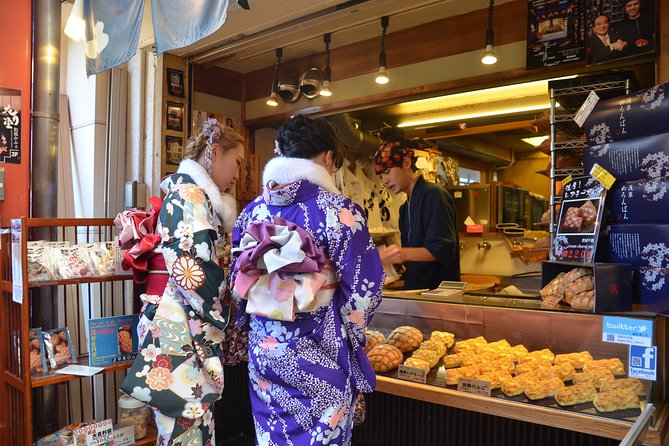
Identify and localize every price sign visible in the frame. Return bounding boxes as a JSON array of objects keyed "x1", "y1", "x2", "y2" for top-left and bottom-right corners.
[
  {"x1": 397, "y1": 365, "x2": 427, "y2": 384},
  {"x1": 458, "y1": 377, "x2": 492, "y2": 397}
]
